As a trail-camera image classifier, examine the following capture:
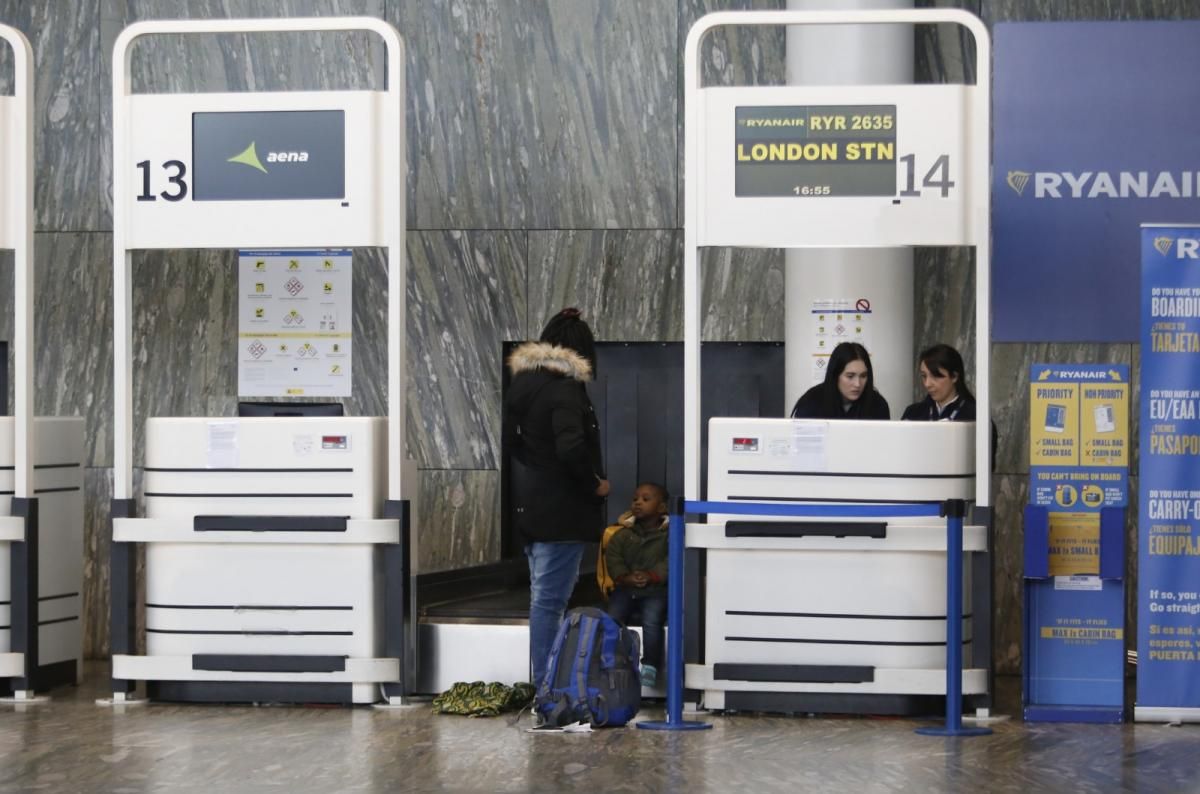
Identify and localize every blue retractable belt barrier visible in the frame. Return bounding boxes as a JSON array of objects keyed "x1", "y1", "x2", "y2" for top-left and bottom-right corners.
[
  {"x1": 639, "y1": 497, "x2": 974, "y2": 733},
  {"x1": 685, "y1": 500, "x2": 943, "y2": 518}
]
